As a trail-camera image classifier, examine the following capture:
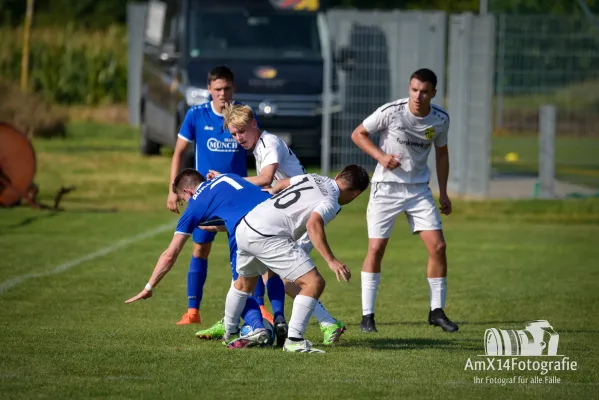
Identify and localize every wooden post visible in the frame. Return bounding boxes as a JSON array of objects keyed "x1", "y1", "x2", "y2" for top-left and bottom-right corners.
[{"x1": 20, "y1": 0, "x2": 35, "y2": 92}]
